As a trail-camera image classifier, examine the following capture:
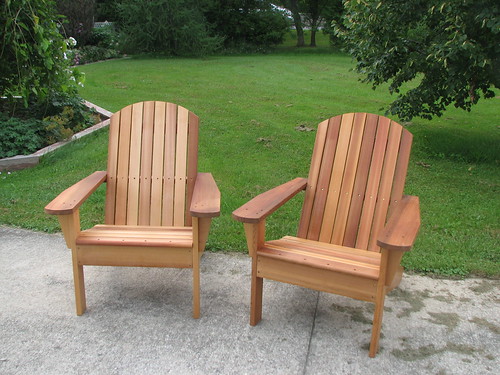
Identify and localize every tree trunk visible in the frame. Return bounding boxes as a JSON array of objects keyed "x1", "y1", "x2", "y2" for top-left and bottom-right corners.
[
  {"x1": 286, "y1": 0, "x2": 305, "y2": 47},
  {"x1": 310, "y1": 29, "x2": 317, "y2": 47},
  {"x1": 295, "y1": 25, "x2": 305, "y2": 47}
]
